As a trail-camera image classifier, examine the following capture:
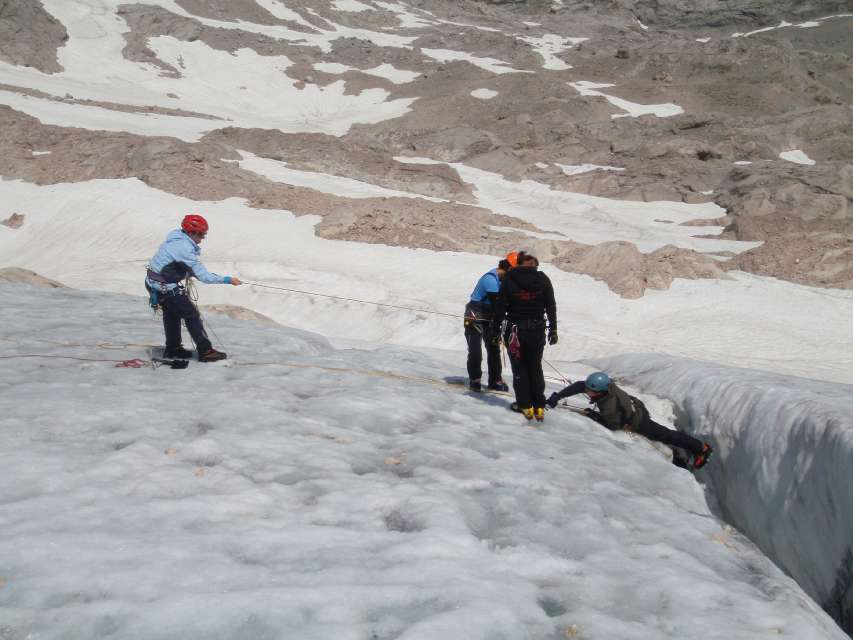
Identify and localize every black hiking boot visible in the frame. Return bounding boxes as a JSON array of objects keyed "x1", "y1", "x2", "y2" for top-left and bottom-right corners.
[
  {"x1": 487, "y1": 379, "x2": 509, "y2": 392},
  {"x1": 469, "y1": 379, "x2": 482, "y2": 392},
  {"x1": 164, "y1": 346, "x2": 193, "y2": 359},
  {"x1": 198, "y1": 347, "x2": 227, "y2": 362}
]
